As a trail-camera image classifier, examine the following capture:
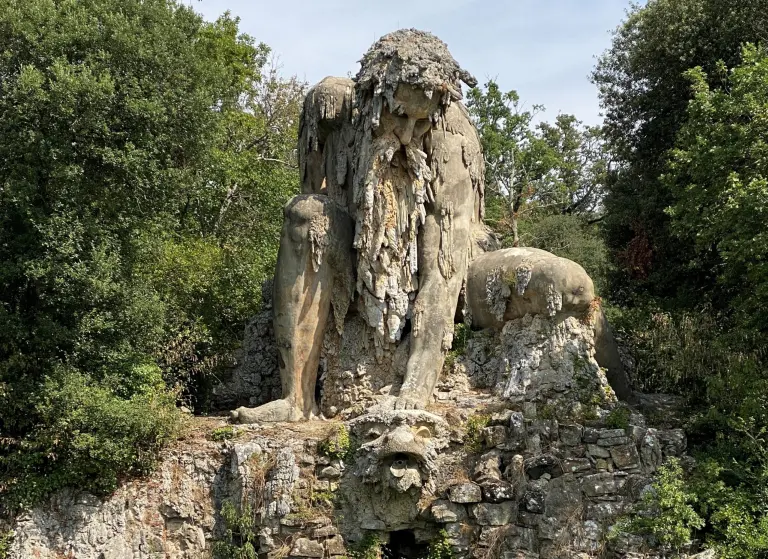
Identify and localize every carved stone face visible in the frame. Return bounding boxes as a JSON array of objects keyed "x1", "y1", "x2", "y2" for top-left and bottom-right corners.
[
  {"x1": 376, "y1": 84, "x2": 439, "y2": 146},
  {"x1": 342, "y1": 411, "x2": 448, "y2": 530}
]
